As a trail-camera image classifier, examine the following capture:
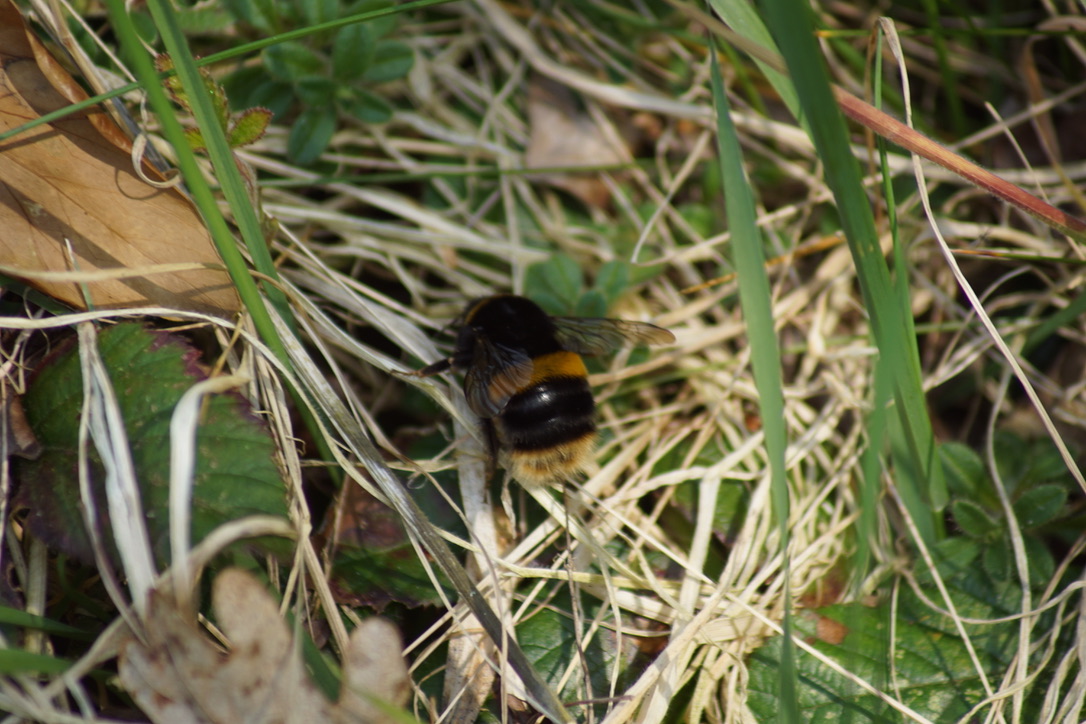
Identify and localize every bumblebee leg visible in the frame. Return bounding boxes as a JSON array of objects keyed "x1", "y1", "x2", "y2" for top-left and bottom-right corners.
[{"x1": 413, "y1": 357, "x2": 454, "y2": 377}]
